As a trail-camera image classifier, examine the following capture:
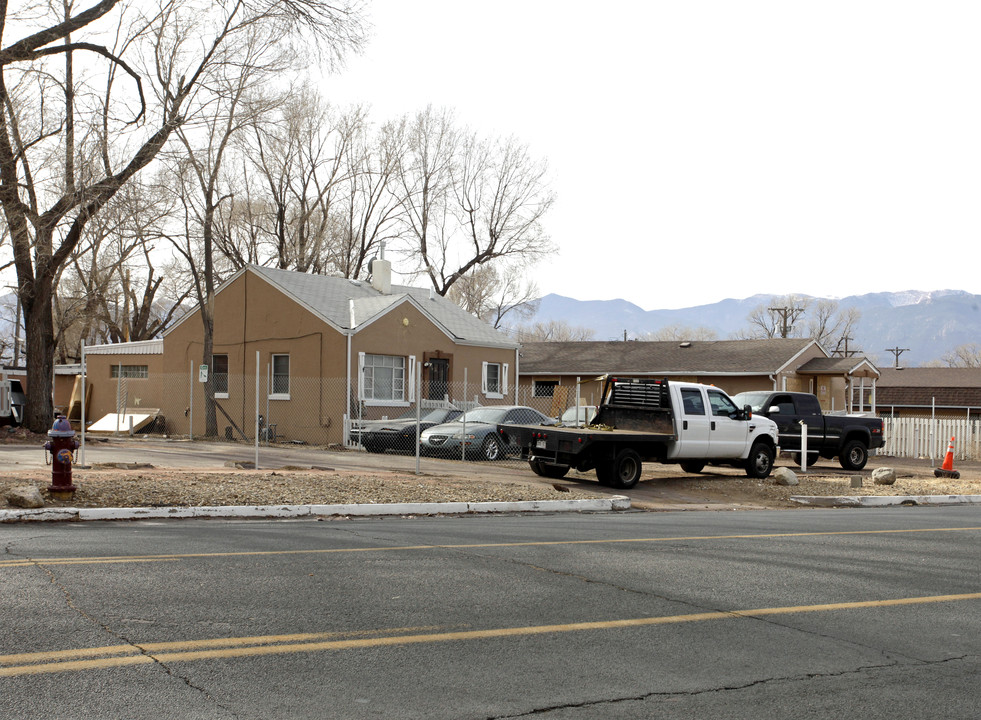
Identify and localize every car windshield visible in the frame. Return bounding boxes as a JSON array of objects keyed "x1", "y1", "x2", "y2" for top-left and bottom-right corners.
[
  {"x1": 458, "y1": 407, "x2": 509, "y2": 424},
  {"x1": 731, "y1": 392, "x2": 772, "y2": 412},
  {"x1": 422, "y1": 409, "x2": 461, "y2": 423},
  {"x1": 561, "y1": 406, "x2": 596, "y2": 423}
]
